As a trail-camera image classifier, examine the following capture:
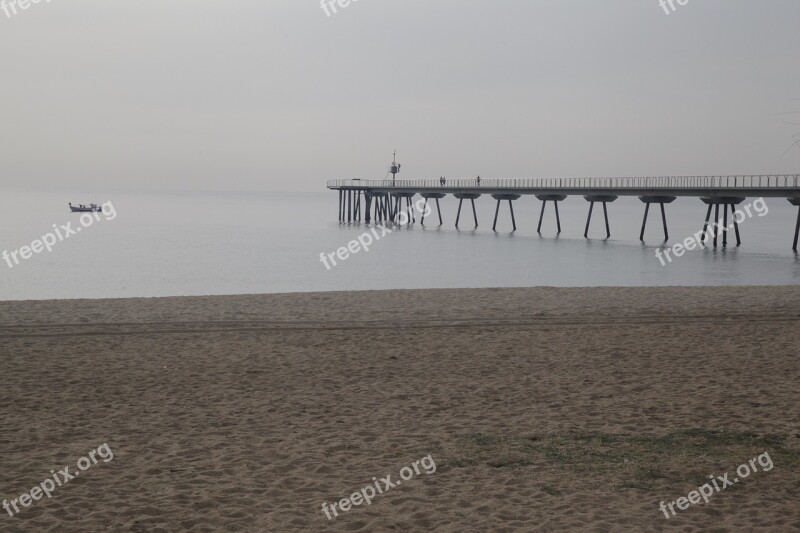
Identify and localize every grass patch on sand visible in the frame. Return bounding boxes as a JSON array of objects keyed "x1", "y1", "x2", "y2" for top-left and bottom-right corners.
[{"x1": 439, "y1": 429, "x2": 800, "y2": 492}]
